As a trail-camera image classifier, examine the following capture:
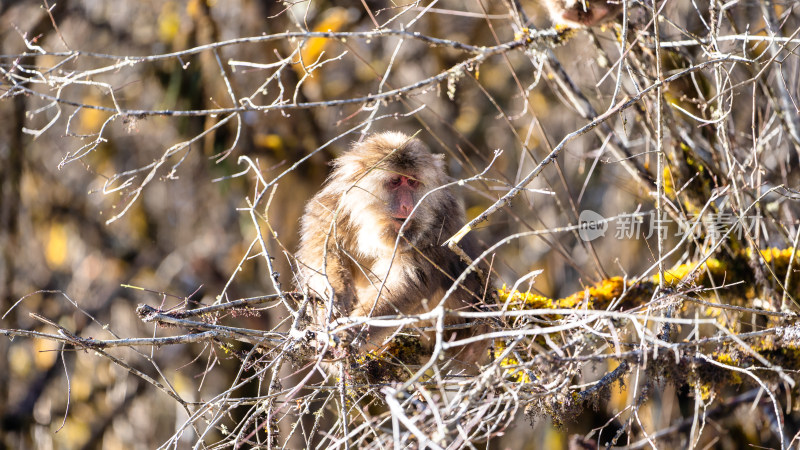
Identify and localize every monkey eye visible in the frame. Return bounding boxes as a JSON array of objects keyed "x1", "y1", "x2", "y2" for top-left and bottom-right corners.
[
  {"x1": 407, "y1": 178, "x2": 419, "y2": 188},
  {"x1": 389, "y1": 177, "x2": 402, "y2": 186}
]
